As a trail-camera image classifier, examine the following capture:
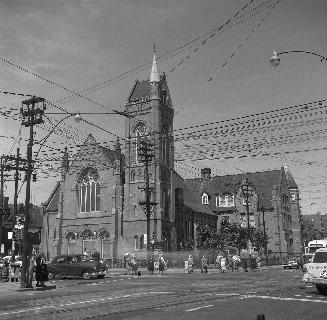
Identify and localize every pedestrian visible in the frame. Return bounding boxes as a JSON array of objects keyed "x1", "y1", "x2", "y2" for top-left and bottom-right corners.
[
  {"x1": 216, "y1": 253, "x2": 222, "y2": 270},
  {"x1": 297, "y1": 256, "x2": 304, "y2": 271},
  {"x1": 35, "y1": 256, "x2": 42, "y2": 287},
  {"x1": 187, "y1": 254, "x2": 194, "y2": 274},
  {"x1": 158, "y1": 256, "x2": 165, "y2": 275},
  {"x1": 220, "y1": 256, "x2": 227, "y2": 273},
  {"x1": 256, "y1": 256, "x2": 262, "y2": 271},
  {"x1": 27, "y1": 254, "x2": 35, "y2": 288},
  {"x1": 83, "y1": 248, "x2": 89, "y2": 256},
  {"x1": 201, "y1": 255, "x2": 208, "y2": 274},
  {"x1": 40, "y1": 261, "x2": 49, "y2": 287},
  {"x1": 148, "y1": 256, "x2": 154, "y2": 274}
]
